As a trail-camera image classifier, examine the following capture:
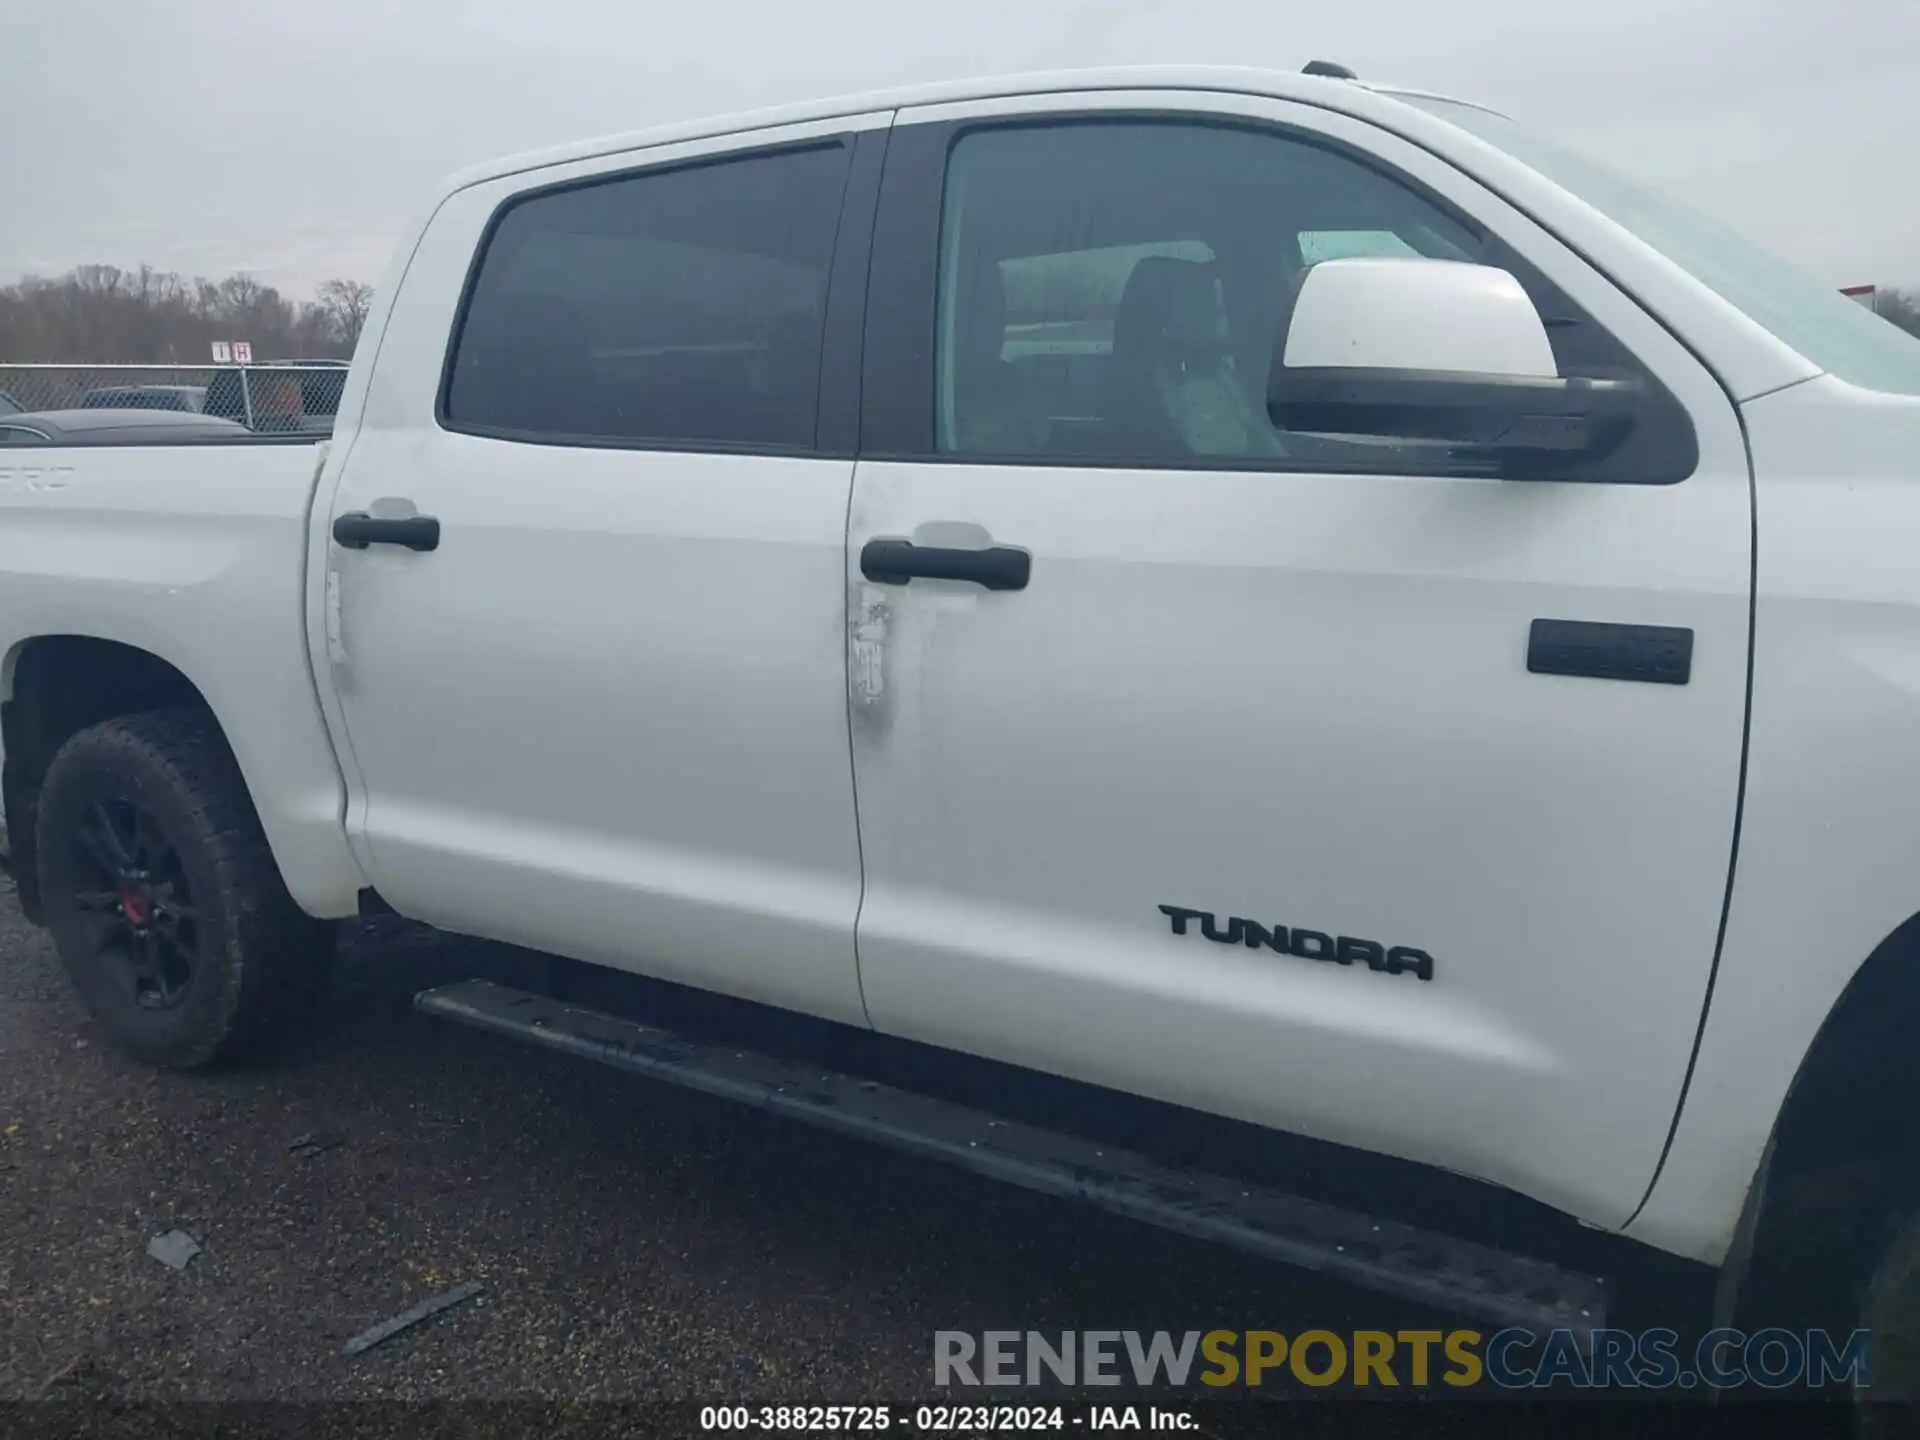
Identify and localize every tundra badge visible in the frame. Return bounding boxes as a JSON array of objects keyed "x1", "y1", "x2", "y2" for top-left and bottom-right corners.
[{"x1": 1158, "y1": 905, "x2": 1435, "y2": 982}]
